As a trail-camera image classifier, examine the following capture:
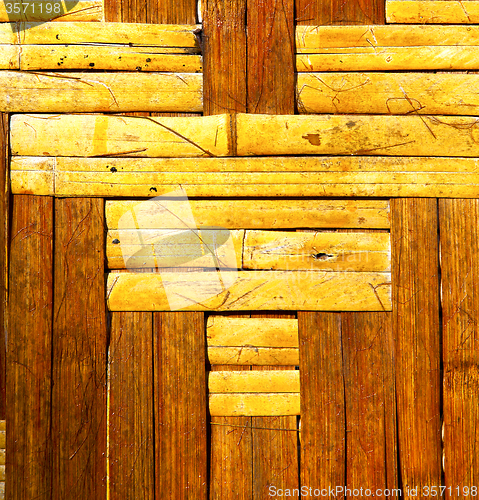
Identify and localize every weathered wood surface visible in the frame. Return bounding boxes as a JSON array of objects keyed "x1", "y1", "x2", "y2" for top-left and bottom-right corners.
[
  {"x1": 154, "y1": 312, "x2": 208, "y2": 499},
  {"x1": 391, "y1": 199, "x2": 442, "y2": 497},
  {"x1": 209, "y1": 394, "x2": 300, "y2": 417},
  {"x1": 387, "y1": 1, "x2": 479, "y2": 23},
  {"x1": 0, "y1": 72, "x2": 202, "y2": 113},
  {"x1": 208, "y1": 347, "x2": 300, "y2": 366},
  {"x1": 296, "y1": 0, "x2": 384, "y2": 24},
  {"x1": 0, "y1": 0, "x2": 103, "y2": 22},
  {"x1": 106, "y1": 199, "x2": 390, "y2": 229},
  {"x1": 6, "y1": 195, "x2": 53, "y2": 500},
  {"x1": 439, "y1": 199, "x2": 479, "y2": 493},
  {"x1": 51, "y1": 198, "x2": 107, "y2": 499},
  {"x1": 0, "y1": 114, "x2": 6, "y2": 420},
  {"x1": 298, "y1": 72, "x2": 479, "y2": 116},
  {"x1": 209, "y1": 371, "x2": 300, "y2": 393},
  {"x1": 106, "y1": 270, "x2": 392, "y2": 312}
]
